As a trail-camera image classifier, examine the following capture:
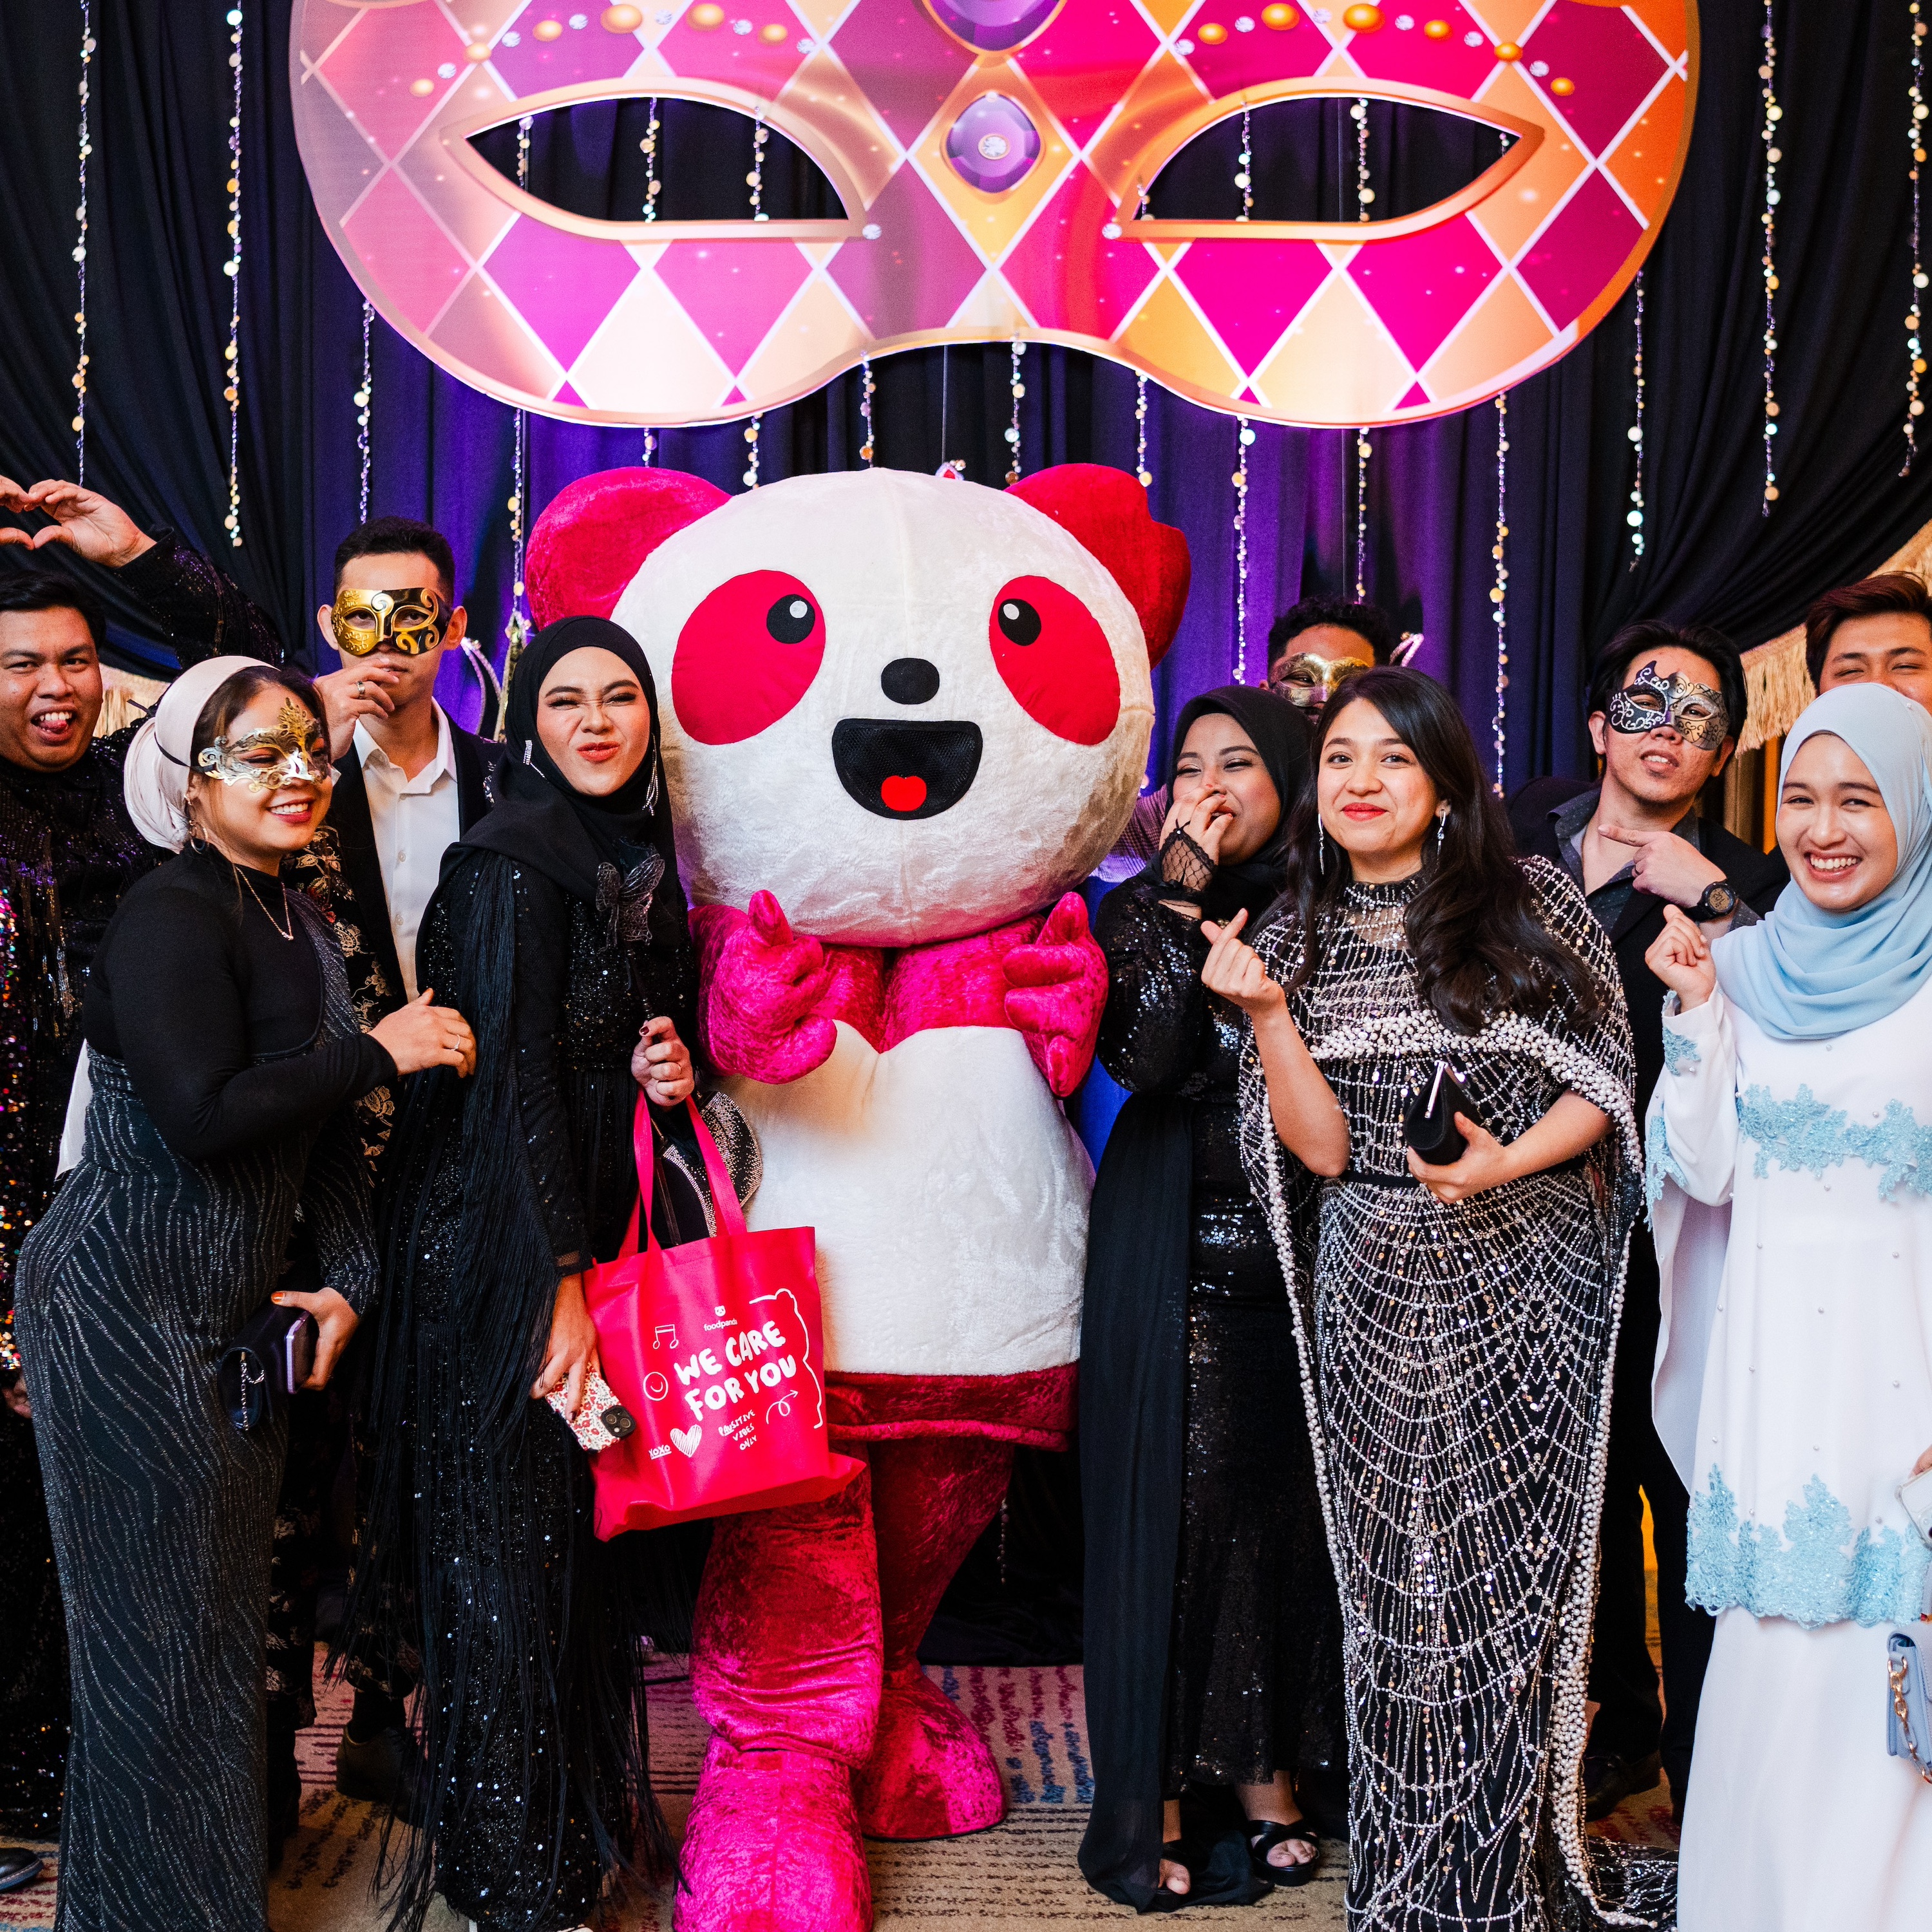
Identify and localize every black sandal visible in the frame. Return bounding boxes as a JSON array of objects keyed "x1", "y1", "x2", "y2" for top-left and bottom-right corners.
[
  {"x1": 1246, "y1": 1817, "x2": 1320, "y2": 1888},
  {"x1": 1148, "y1": 1839, "x2": 1195, "y2": 1910}
]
